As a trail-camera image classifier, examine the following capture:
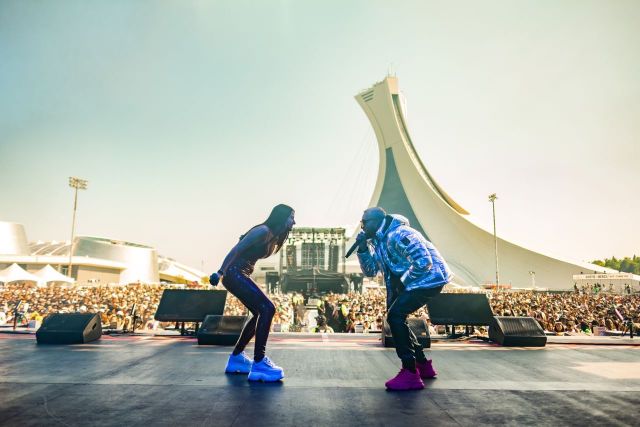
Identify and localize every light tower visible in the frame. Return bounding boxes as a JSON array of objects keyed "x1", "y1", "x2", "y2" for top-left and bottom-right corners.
[
  {"x1": 68, "y1": 176, "x2": 88, "y2": 278},
  {"x1": 488, "y1": 193, "x2": 499, "y2": 287}
]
